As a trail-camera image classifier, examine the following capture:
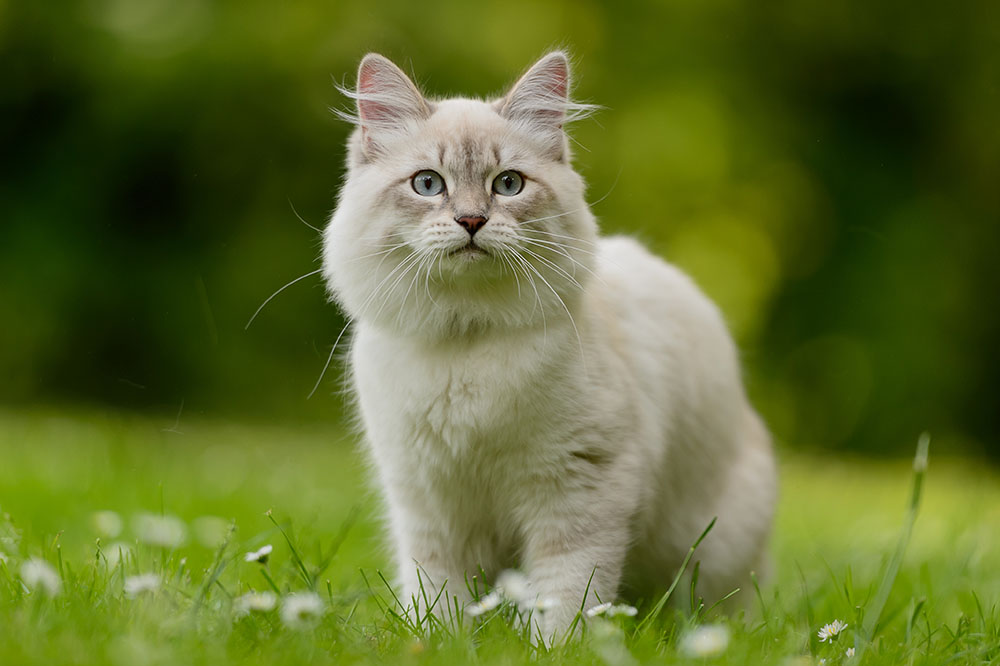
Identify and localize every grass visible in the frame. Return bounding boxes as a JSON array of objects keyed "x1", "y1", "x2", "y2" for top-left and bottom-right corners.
[{"x1": 1, "y1": 409, "x2": 998, "y2": 665}]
